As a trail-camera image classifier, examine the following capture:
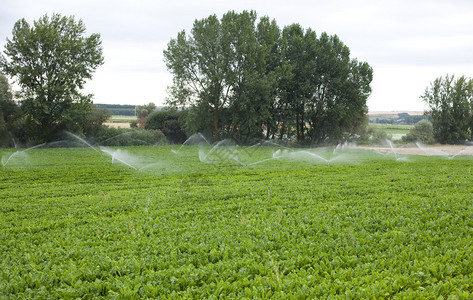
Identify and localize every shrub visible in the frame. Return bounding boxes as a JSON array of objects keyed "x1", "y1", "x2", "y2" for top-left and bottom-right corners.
[
  {"x1": 402, "y1": 120, "x2": 434, "y2": 144},
  {"x1": 145, "y1": 110, "x2": 187, "y2": 144},
  {"x1": 91, "y1": 127, "x2": 167, "y2": 146},
  {"x1": 357, "y1": 125, "x2": 390, "y2": 144},
  {"x1": 82, "y1": 107, "x2": 112, "y2": 136}
]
